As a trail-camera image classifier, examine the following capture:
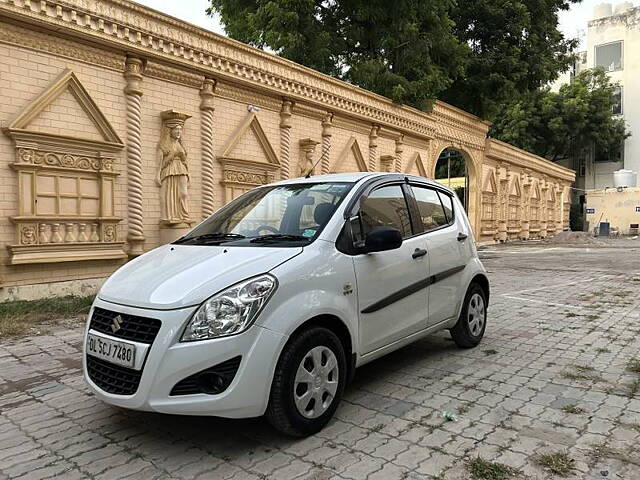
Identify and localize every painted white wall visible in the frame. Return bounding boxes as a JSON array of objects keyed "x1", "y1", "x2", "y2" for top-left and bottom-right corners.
[{"x1": 584, "y1": 3, "x2": 639, "y2": 188}]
